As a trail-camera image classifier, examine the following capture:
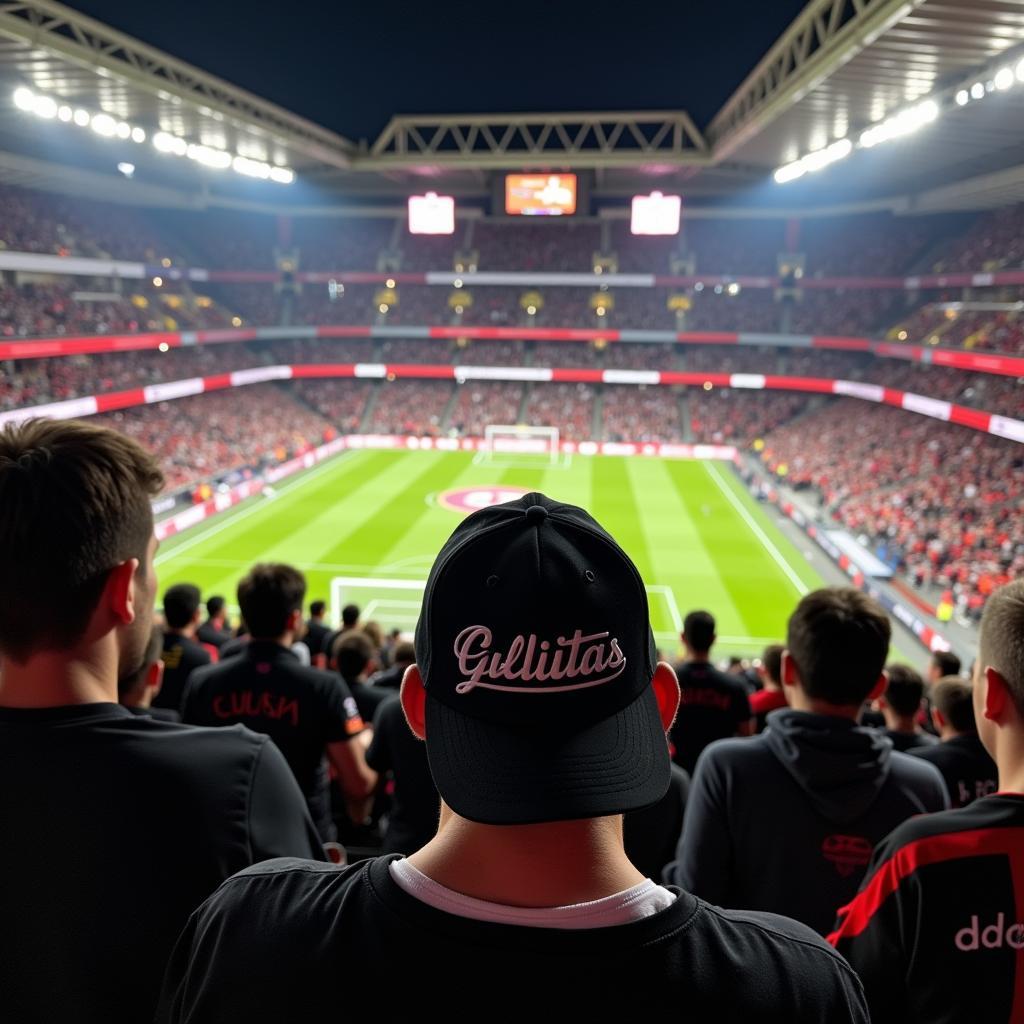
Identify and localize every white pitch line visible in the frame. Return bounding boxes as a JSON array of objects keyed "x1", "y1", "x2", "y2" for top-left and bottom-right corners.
[
  {"x1": 155, "y1": 450, "x2": 362, "y2": 567},
  {"x1": 703, "y1": 462, "x2": 809, "y2": 597}
]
